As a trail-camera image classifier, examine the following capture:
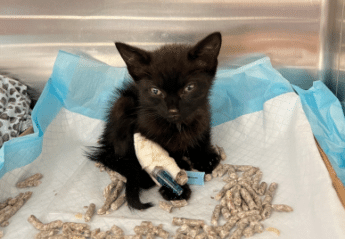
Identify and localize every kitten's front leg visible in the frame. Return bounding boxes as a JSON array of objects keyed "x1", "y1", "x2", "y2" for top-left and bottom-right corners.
[{"x1": 188, "y1": 140, "x2": 221, "y2": 174}]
